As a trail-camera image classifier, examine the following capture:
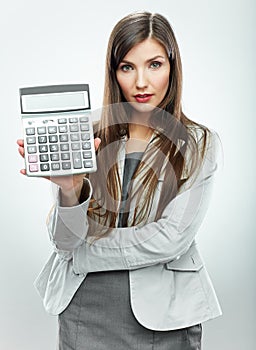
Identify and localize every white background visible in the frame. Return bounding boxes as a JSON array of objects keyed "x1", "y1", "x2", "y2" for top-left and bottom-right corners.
[{"x1": 0, "y1": 0, "x2": 255, "y2": 349}]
